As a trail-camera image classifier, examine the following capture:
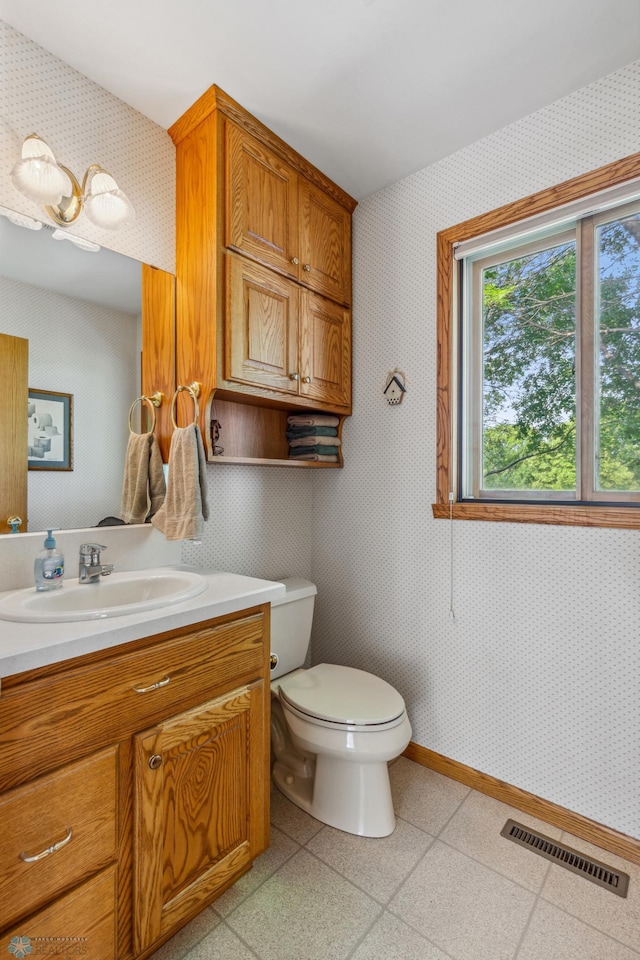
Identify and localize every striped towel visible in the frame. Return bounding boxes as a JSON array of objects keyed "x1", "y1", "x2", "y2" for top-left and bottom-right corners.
[{"x1": 287, "y1": 414, "x2": 340, "y2": 428}]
